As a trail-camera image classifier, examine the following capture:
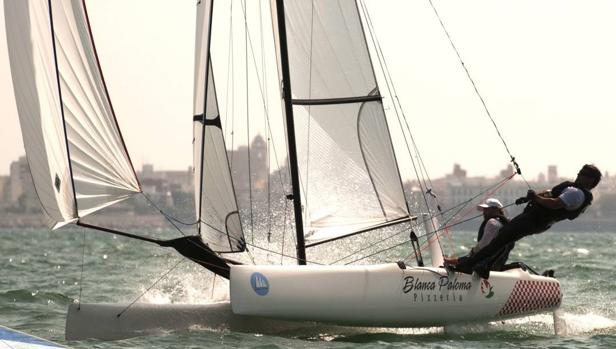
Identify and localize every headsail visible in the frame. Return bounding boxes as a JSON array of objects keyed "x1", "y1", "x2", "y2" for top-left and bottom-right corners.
[
  {"x1": 273, "y1": 0, "x2": 410, "y2": 243},
  {"x1": 4, "y1": 0, "x2": 140, "y2": 229},
  {"x1": 193, "y1": 0, "x2": 245, "y2": 253}
]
